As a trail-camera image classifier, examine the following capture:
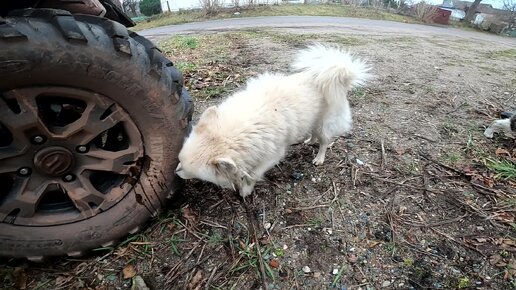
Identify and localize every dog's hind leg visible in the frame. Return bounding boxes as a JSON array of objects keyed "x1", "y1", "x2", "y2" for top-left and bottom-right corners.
[{"x1": 312, "y1": 135, "x2": 330, "y2": 165}]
